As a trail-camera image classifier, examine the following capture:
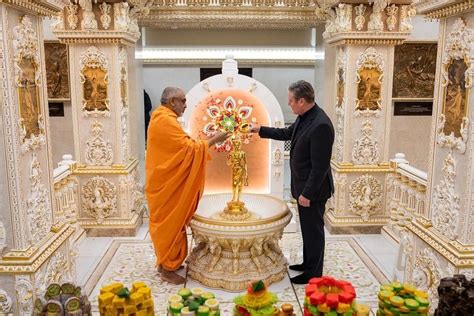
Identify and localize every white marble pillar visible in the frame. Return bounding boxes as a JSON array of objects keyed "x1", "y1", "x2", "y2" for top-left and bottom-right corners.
[
  {"x1": 322, "y1": 0, "x2": 414, "y2": 233},
  {"x1": 400, "y1": 0, "x2": 474, "y2": 310},
  {"x1": 53, "y1": 0, "x2": 146, "y2": 236},
  {"x1": 0, "y1": 1, "x2": 75, "y2": 314}
]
